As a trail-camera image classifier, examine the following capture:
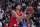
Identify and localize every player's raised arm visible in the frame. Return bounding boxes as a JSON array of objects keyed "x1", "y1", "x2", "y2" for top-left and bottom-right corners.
[{"x1": 23, "y1": 8, "x2": 34, "y2": 20}]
